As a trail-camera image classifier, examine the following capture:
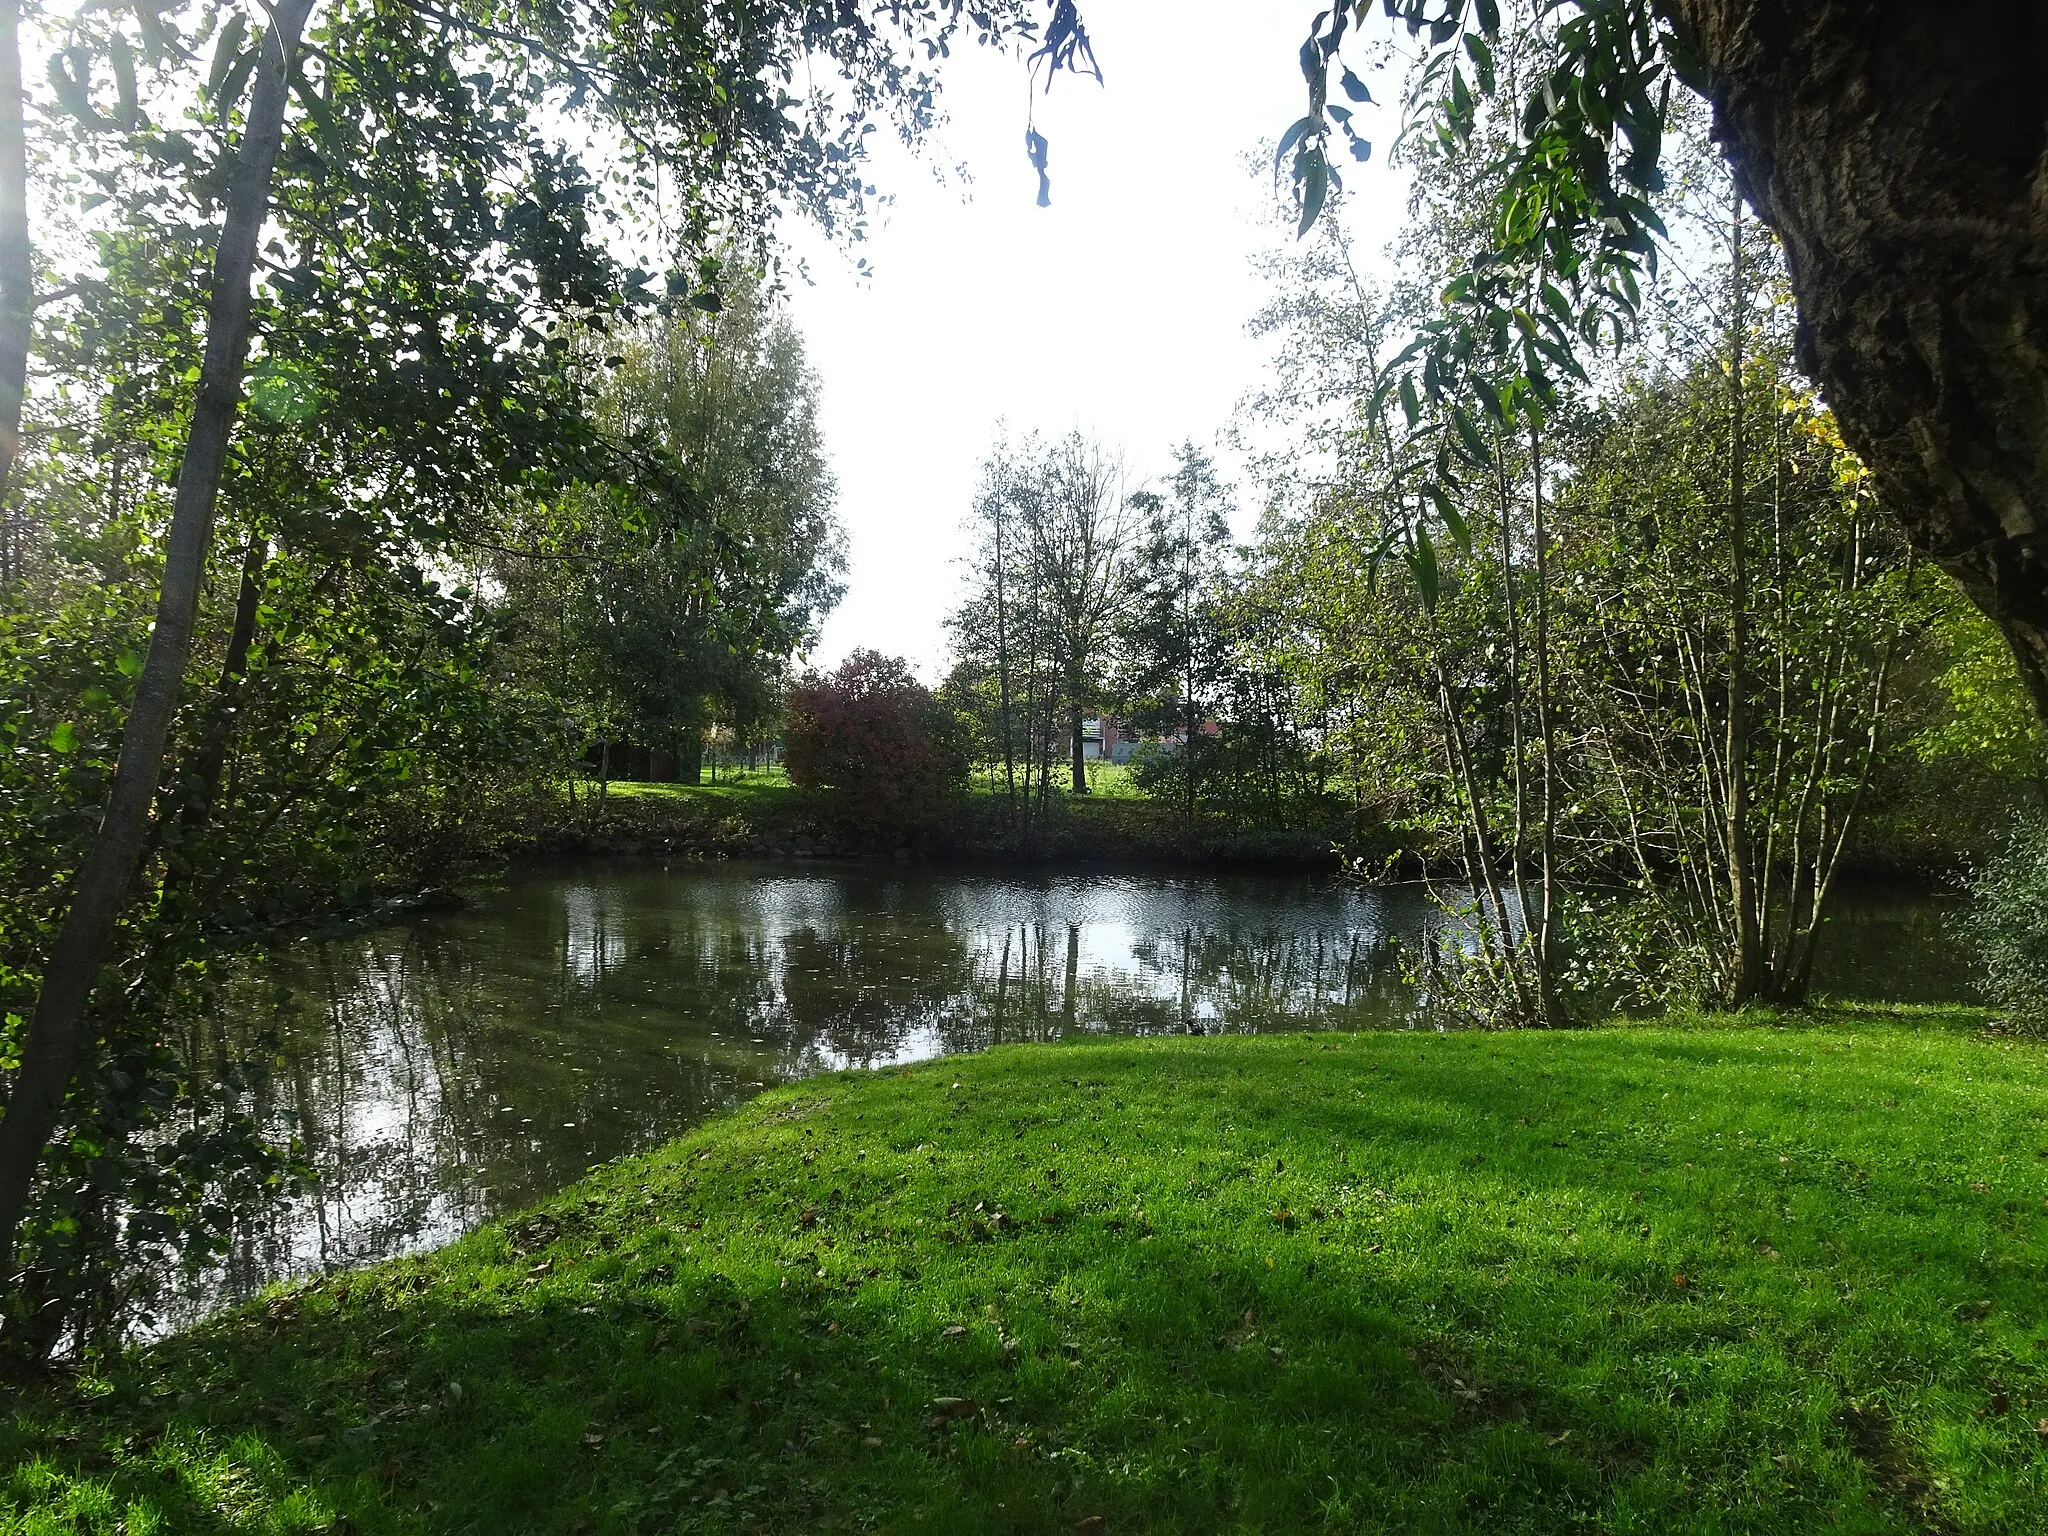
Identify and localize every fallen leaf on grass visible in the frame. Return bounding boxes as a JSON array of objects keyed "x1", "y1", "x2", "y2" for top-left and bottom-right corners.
[{"x1": 941, "y1": 1324, "x2": 968, "y2": 1338}]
